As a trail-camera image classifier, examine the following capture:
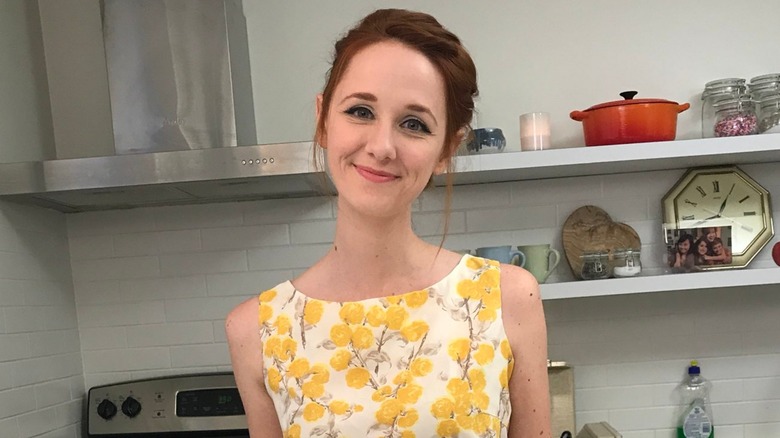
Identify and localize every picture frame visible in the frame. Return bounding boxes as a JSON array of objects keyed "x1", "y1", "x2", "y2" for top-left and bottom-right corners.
[{"x1": 664, "y1": 226, "x2": 734, "y2": 273}]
